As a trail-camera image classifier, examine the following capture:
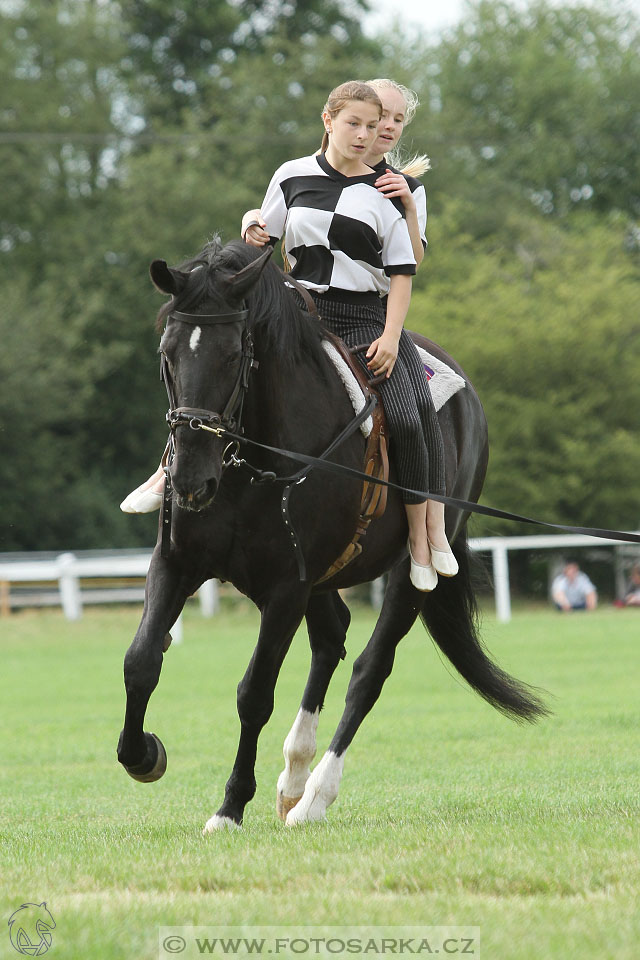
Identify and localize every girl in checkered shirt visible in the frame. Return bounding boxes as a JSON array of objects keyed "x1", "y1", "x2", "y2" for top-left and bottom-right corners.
[{"x1": 245, "y1": 81, "x2": 456, "y2": 590}]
